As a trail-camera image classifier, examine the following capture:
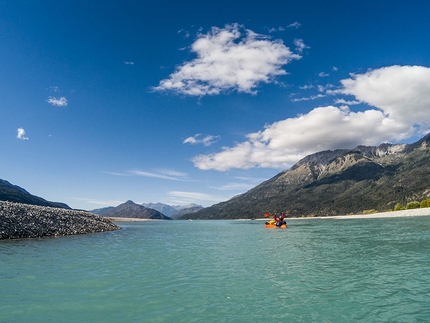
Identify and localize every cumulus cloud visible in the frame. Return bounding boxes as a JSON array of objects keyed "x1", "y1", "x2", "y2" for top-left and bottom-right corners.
[
  {"x1": 190, "y1": 65, "x2": 430, "y2": 171},
  {"x1": 153, "y1": 24, "x2": 301, "y2": 96},
  {"x1": 340, "y1": 65, "x2": 430, "y2": 132},
  {"x1": 47, "y1": 96, "x2": 68, "y2": 107},
  {"x1": 124, "y1": 61, "x2": 135, "y2": 65},
  {"x1": 17, "y1": 127, "x2": 29, "y2": 140},
  {"x1": 183, "y1": 134, "x2": 220, "y2": 146}
]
